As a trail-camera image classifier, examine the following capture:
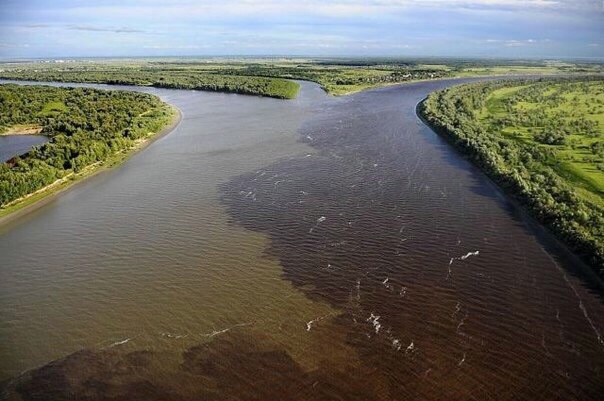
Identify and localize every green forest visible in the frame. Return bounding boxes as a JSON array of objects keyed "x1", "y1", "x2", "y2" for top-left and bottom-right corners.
[
  {"x1": 0, "y1": 68, "x2": 300, "y2": 99},
  {"x1": 0, "y1": 84, "x2": 174, "y2": 208},
  {"x1": 420, "y1": 78, "x2": 604, "y2": 278}
]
